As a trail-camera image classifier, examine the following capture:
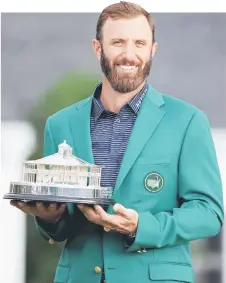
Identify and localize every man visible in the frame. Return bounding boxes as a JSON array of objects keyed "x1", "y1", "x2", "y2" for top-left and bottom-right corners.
[{"x1": 11, "y1": 2, "x2": 224, "y2": 283}]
